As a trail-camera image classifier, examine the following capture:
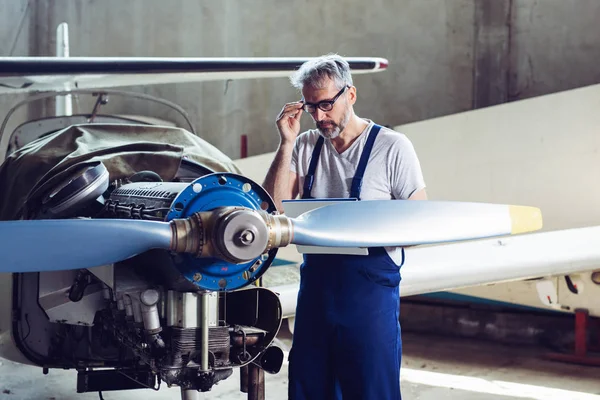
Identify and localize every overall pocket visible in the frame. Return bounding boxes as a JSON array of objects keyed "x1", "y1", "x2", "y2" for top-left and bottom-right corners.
[{"x1": 359, "y1": 248, "x2": 402, "y2": 288}]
